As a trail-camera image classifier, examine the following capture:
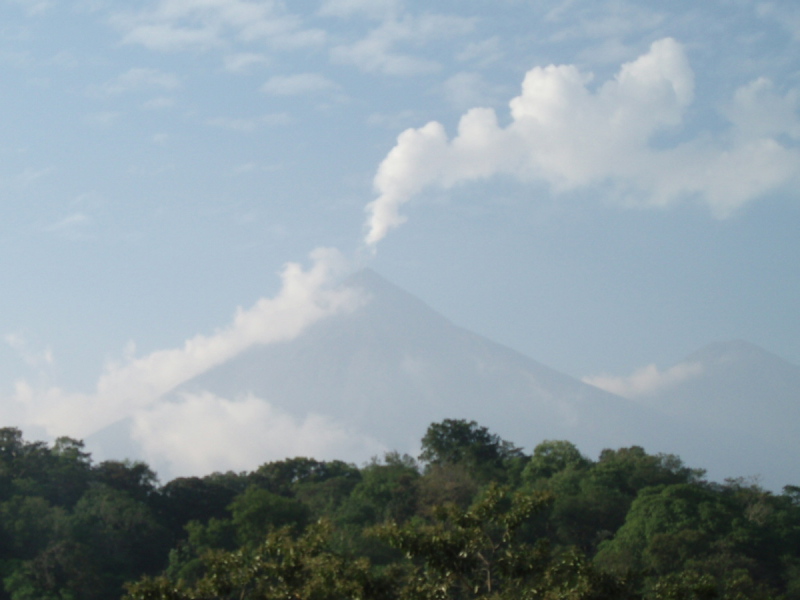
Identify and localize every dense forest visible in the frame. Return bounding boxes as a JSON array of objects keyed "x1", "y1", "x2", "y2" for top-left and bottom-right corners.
[{"x1": 0, "y1": 420, "x2": 797, "y2": 599}]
